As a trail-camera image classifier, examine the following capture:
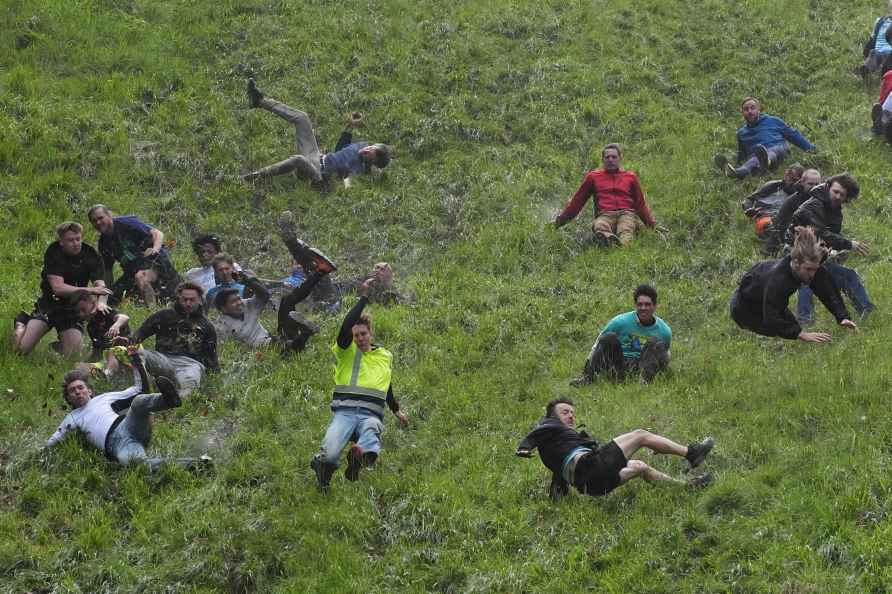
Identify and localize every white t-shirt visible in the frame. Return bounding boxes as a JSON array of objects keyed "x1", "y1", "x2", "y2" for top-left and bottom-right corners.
[
  {"x1": 213, "y1": 297, "x2": 271, "y2": 347},
  {"x1": 185, "y1": 262, "x2": 242, "y2": 293}
]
